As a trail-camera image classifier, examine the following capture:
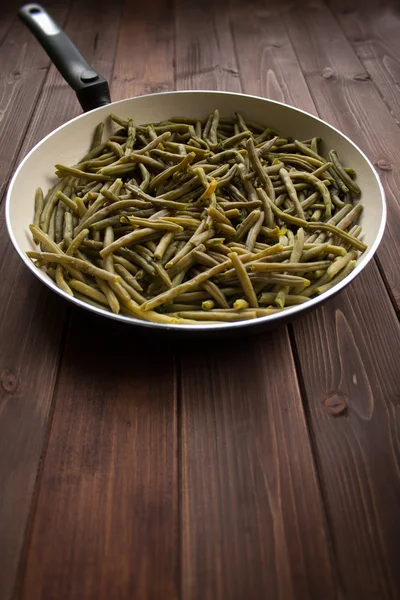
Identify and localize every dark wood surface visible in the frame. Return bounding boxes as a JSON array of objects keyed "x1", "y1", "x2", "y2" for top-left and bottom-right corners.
[{"x1": 0, "y1": 1, "x2": 399, "y2": 599}]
